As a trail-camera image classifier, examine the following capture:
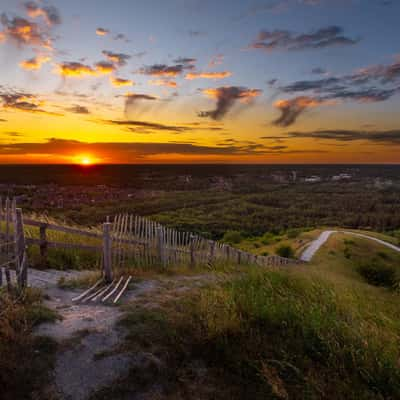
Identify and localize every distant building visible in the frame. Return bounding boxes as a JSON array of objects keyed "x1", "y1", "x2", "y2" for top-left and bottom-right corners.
[
  {"x1": 332, "y1": 173, "x2": 352, "y2": 181},
  {"x1": 305, "y1": 176, "x2": 322, "y2": 183}
]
